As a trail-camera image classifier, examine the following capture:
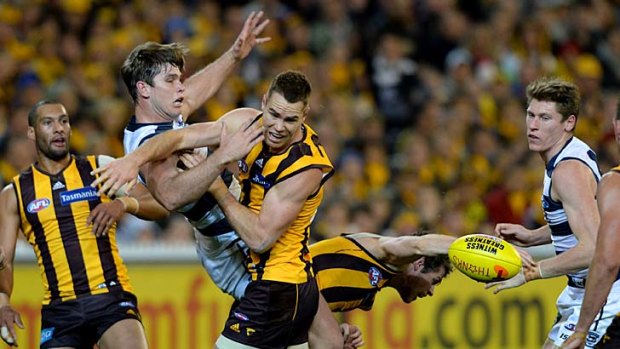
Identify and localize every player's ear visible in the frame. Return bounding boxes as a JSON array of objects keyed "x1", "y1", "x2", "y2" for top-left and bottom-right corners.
[
  {"x1": 27, "y1": 126, "x2": 35, "y2": 141},
  {"x1": 136, "y1": 81, "x2": 150, "y2": 99},
  {"x1": 564, "y1": 114, "x2": 577, "y2": 132},
  {"x1": 413, "y1": 257, "x2": 425, "y2": 271}
]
